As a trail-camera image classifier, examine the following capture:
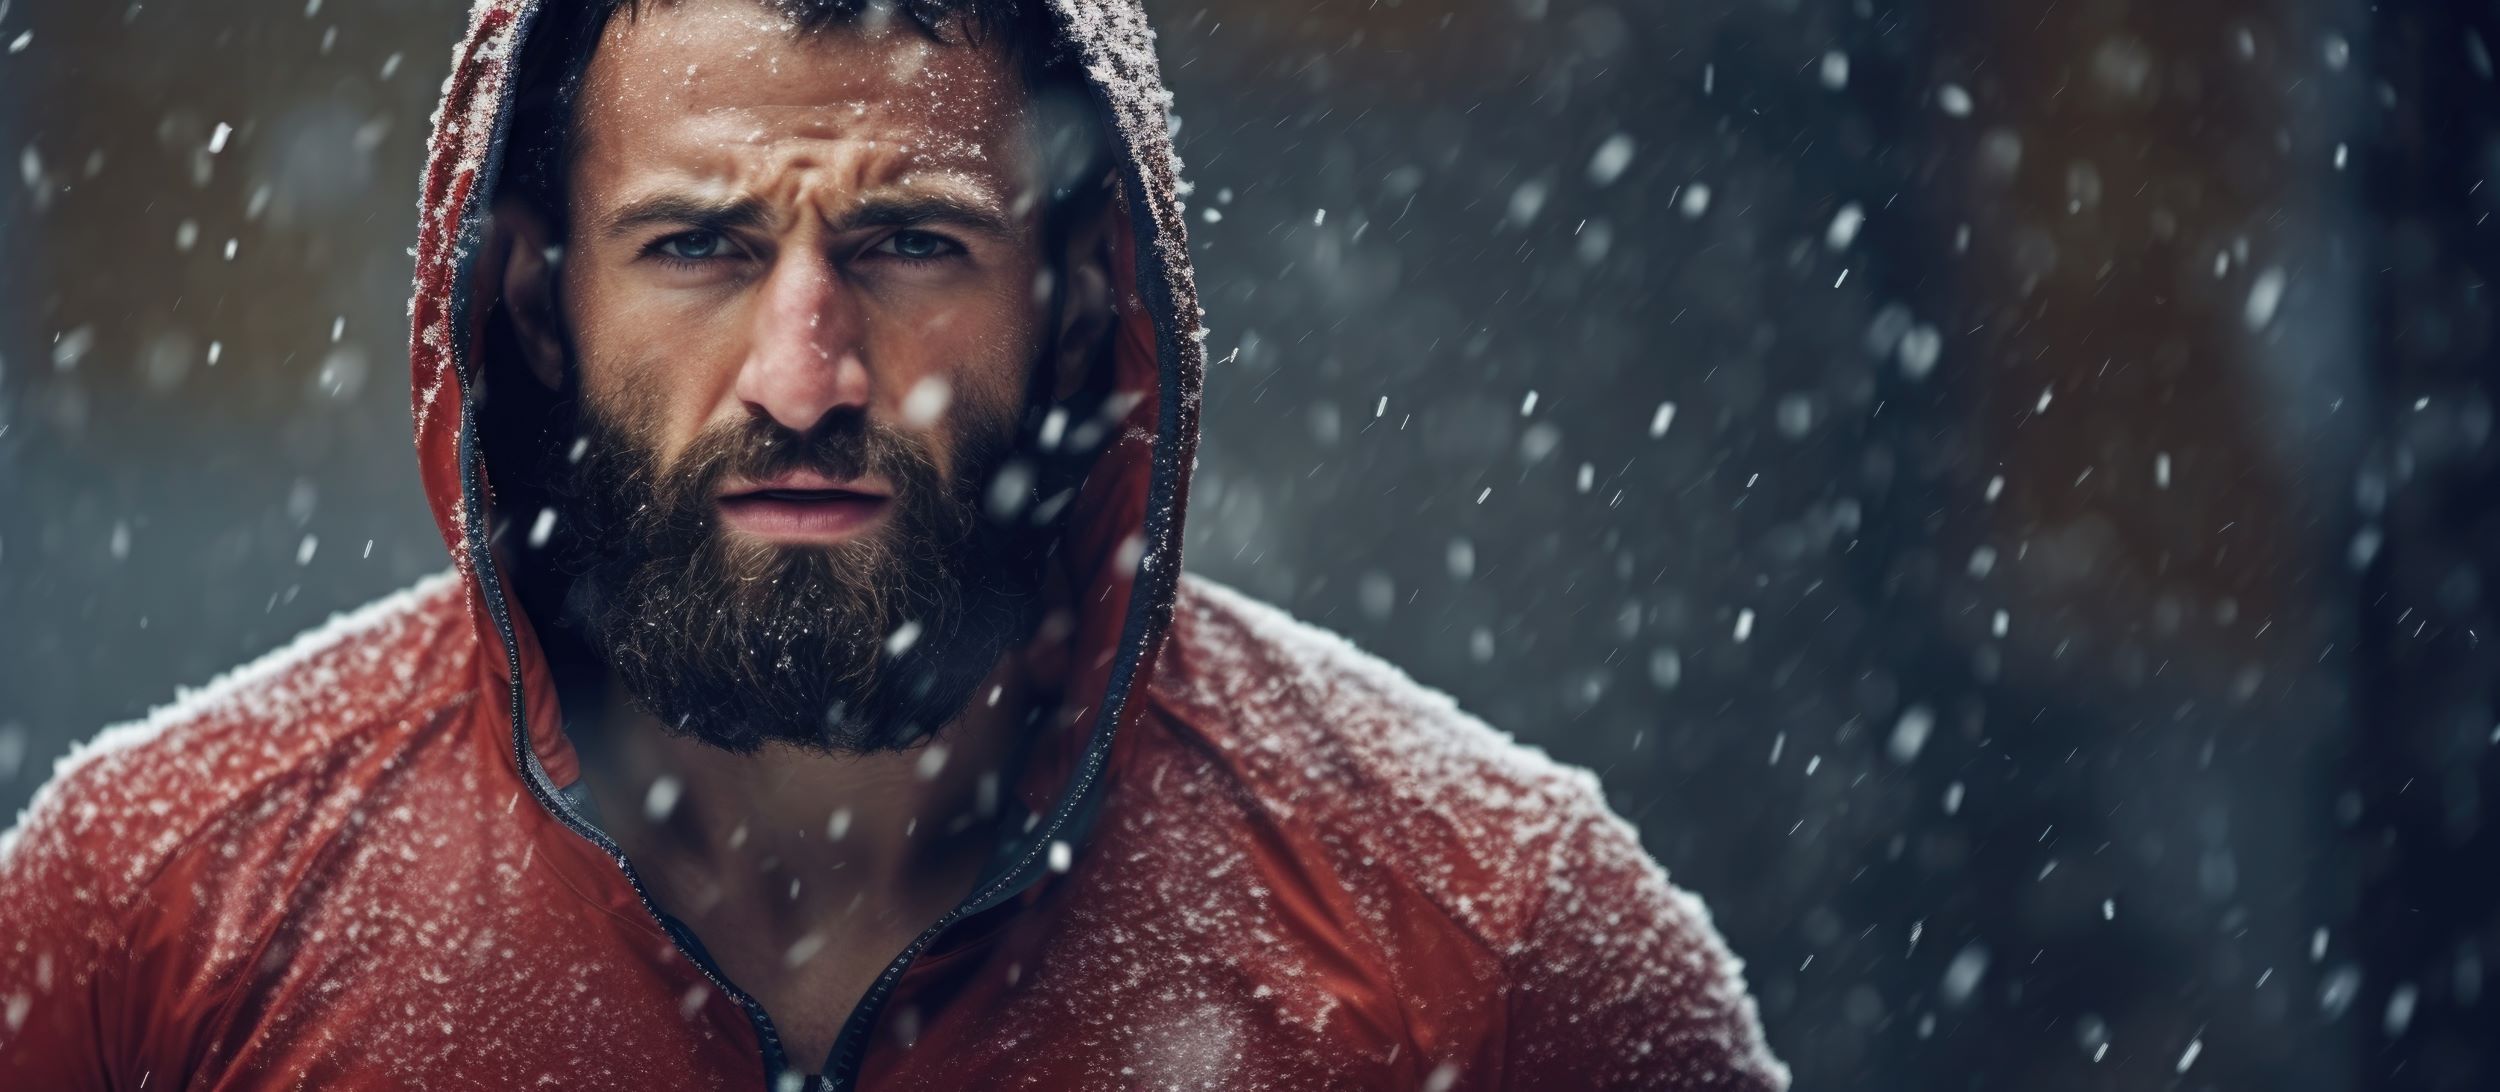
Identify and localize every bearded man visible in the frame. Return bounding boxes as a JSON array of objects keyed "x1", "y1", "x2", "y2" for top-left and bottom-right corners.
[{"x1": 0, "y1": 2, "x2": 1786, "y2": 1089}]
